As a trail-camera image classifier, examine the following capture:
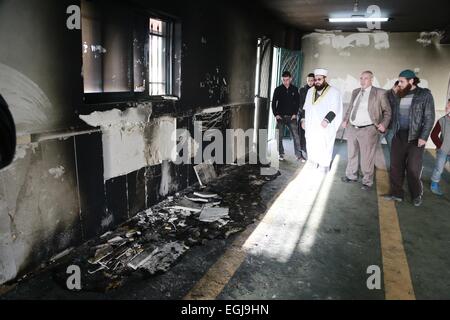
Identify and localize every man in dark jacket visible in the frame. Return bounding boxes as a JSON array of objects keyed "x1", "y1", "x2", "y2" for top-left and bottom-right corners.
[
  {"x1": 272, "y1": 71, "x2": 302, "y2": 161},
  {"x1": 383, "y1": 70, "x2": 435, "y2": 206},
  {"x1": 297, "y1": 73, "x2": 315, "y2": 161}
]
